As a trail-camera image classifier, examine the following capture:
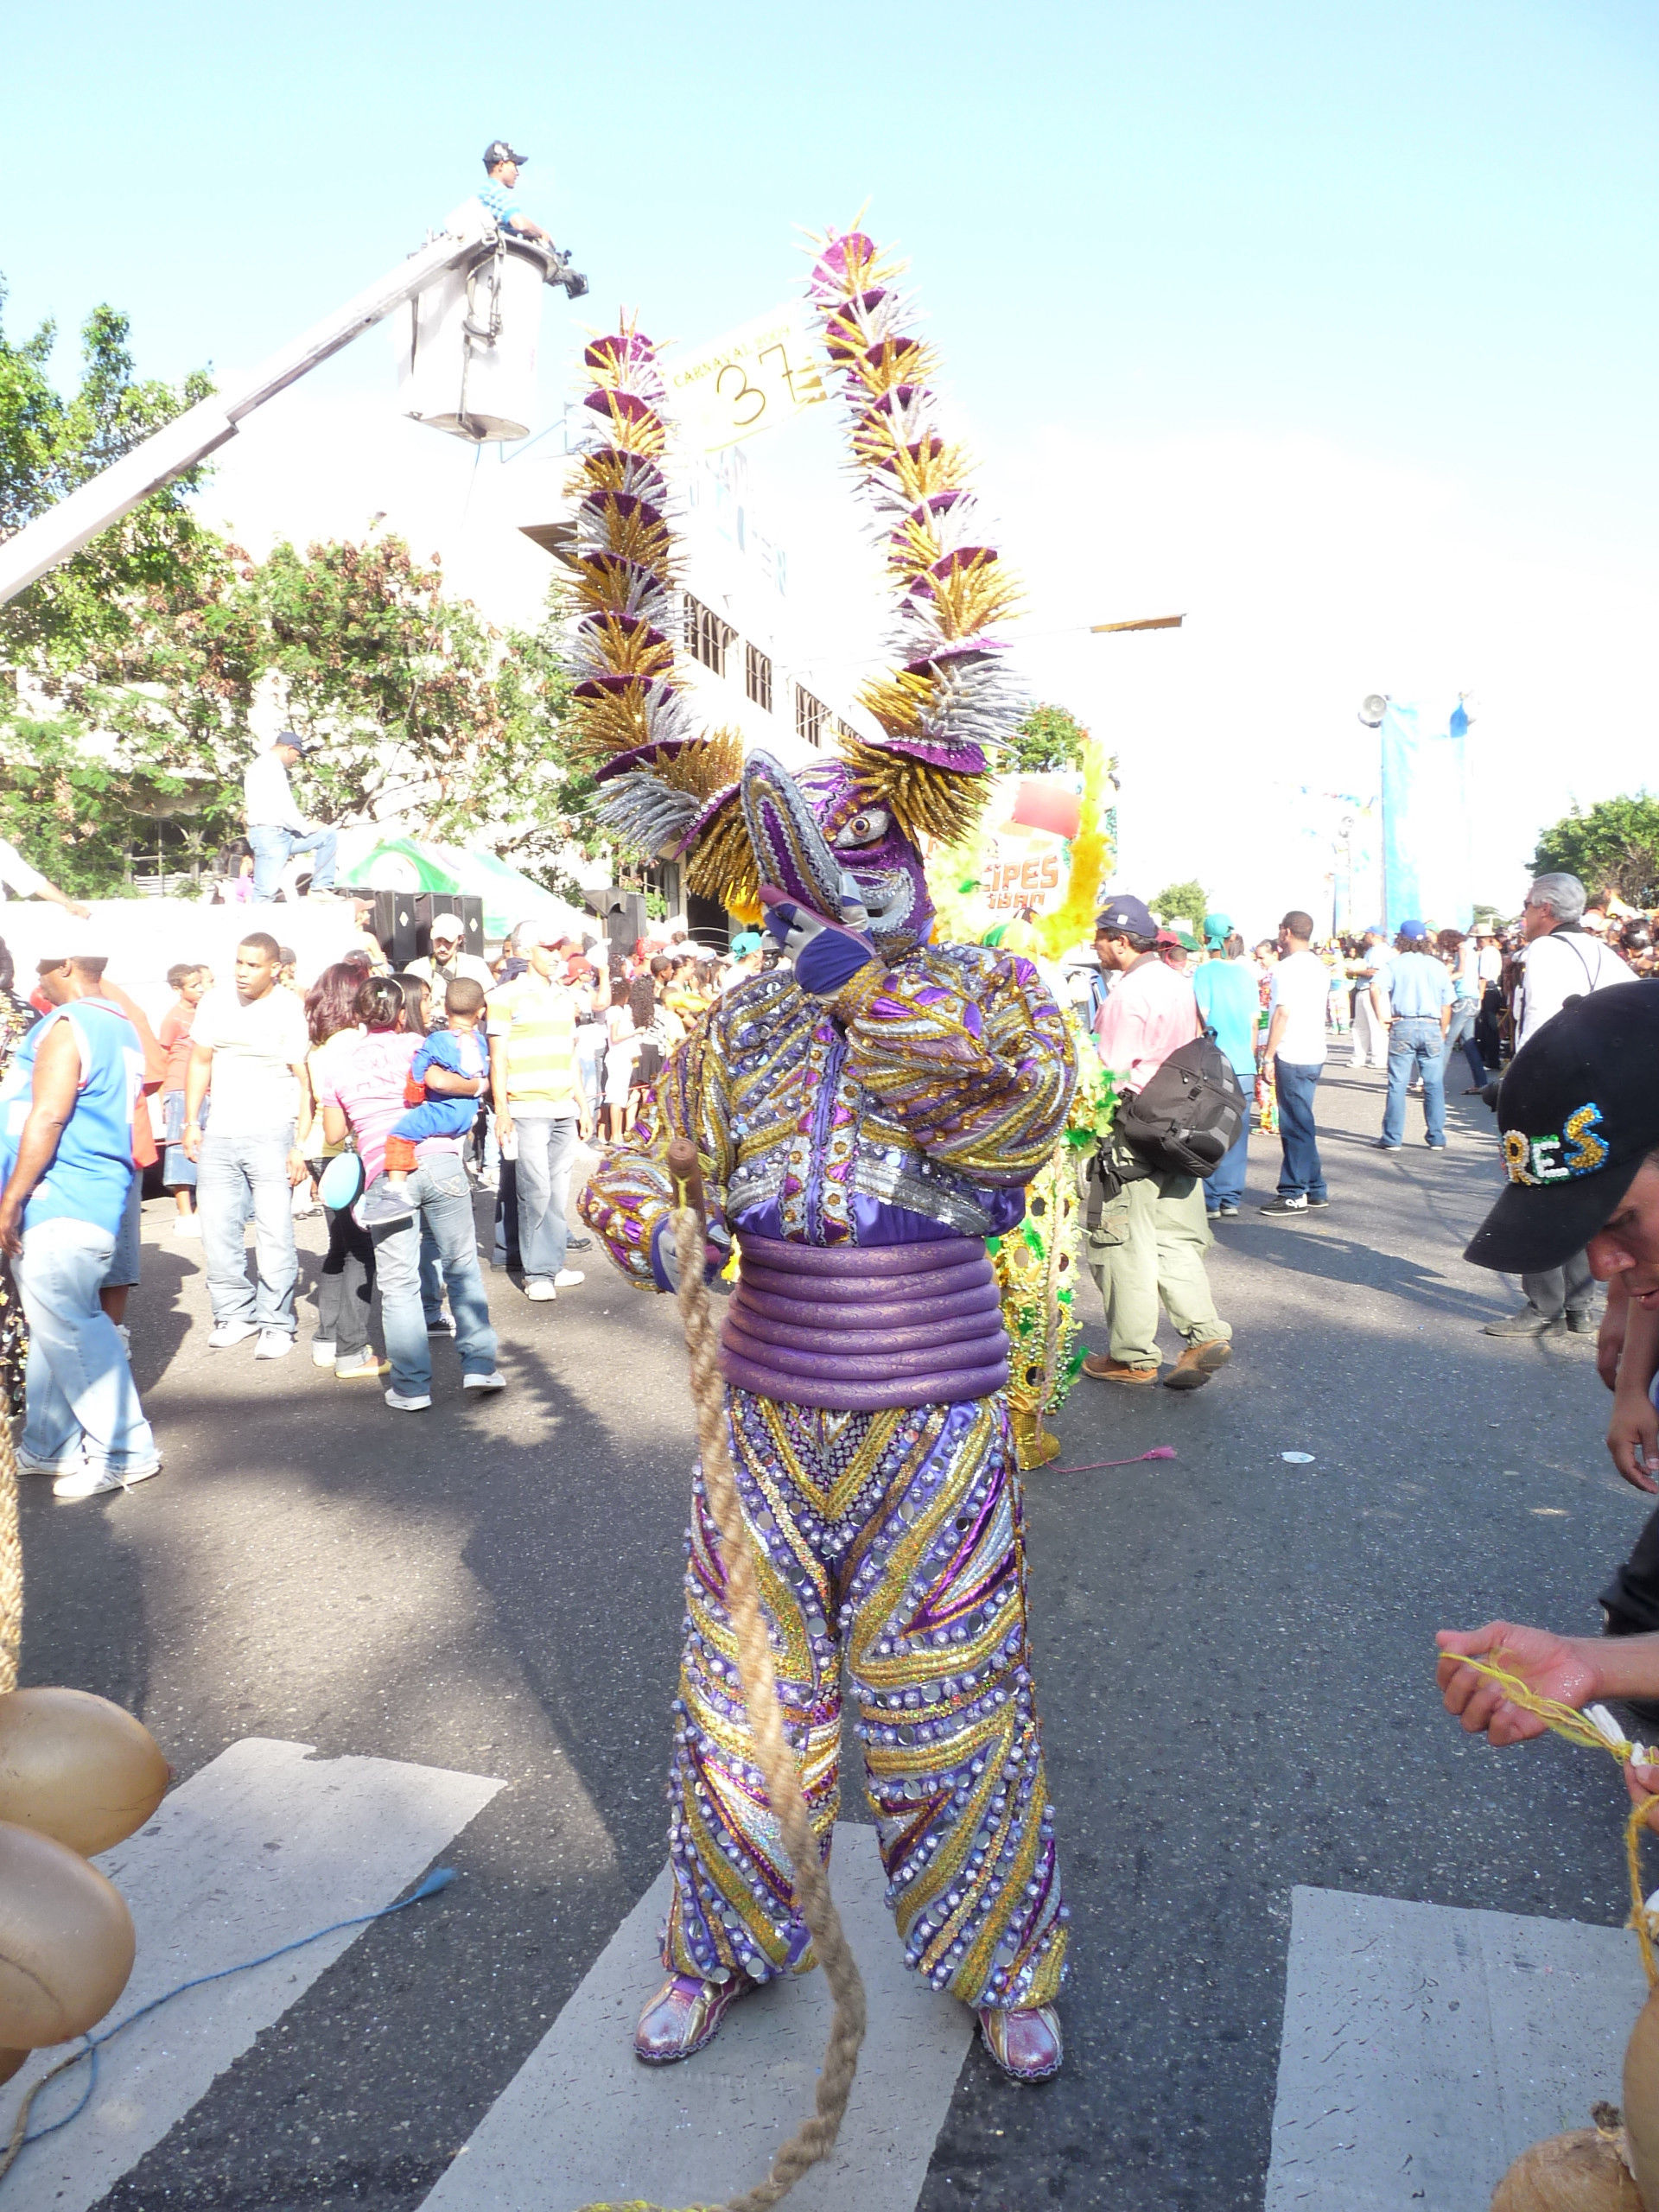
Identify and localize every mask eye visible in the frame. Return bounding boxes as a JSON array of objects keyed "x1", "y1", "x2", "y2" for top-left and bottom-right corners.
[{"x1": 834, "y1": 806, "x2": 890, "y2": 849}]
